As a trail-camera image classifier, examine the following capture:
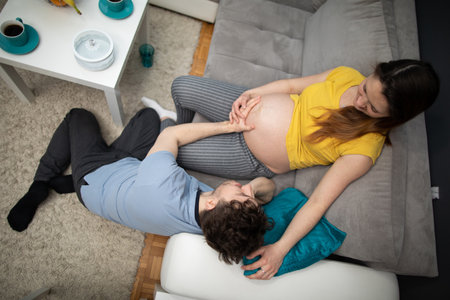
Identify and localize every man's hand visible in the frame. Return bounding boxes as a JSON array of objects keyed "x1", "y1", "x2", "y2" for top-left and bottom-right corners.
[
  {"x1": 227, "y1": 117, "x2": 255, "y2": 133},
  {"x1": 249, "y1": 177, "x2": 275, "y2": 205}
]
